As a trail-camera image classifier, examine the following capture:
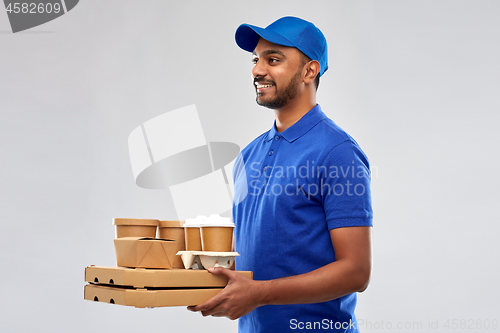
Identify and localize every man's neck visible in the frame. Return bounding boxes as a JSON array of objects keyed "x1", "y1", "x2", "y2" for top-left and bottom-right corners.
[{"x1": 274, "y1": 99, "x2": 316, "y2": 133}]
